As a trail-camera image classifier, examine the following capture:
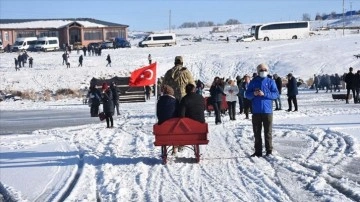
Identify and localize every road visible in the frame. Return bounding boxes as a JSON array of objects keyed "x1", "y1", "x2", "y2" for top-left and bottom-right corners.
[{"x1": 0, "y1": 109, "x2": 100, "y2": 135}]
